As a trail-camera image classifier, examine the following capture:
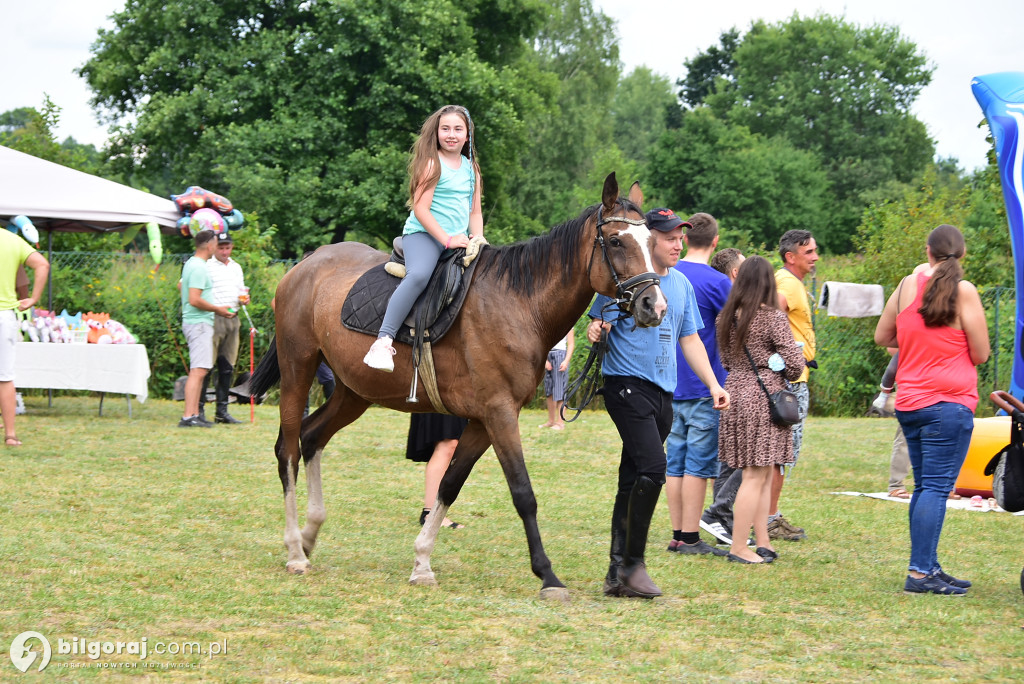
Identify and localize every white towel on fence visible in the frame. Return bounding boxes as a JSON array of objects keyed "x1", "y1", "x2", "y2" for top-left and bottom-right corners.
[{"x1": 817, "y1": 281, "x2": 885, "y2": 318}]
